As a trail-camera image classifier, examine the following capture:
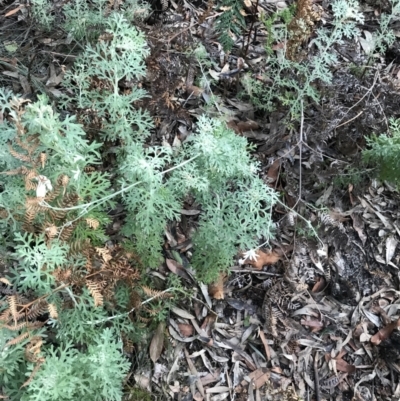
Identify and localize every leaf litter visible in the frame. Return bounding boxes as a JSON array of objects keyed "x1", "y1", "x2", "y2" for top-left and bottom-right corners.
[{"x1": 2, "y1": 0, "x2": 400, "y2": 400}]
